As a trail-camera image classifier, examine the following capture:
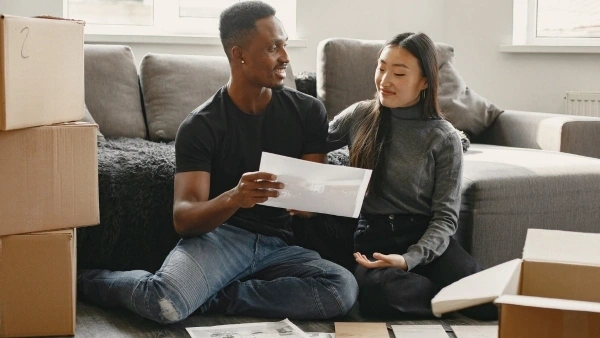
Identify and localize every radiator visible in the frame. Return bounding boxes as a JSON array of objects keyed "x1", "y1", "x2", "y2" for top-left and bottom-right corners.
[{"x1": 564, "y1": 91, "x2": 600, "y2": 117}]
